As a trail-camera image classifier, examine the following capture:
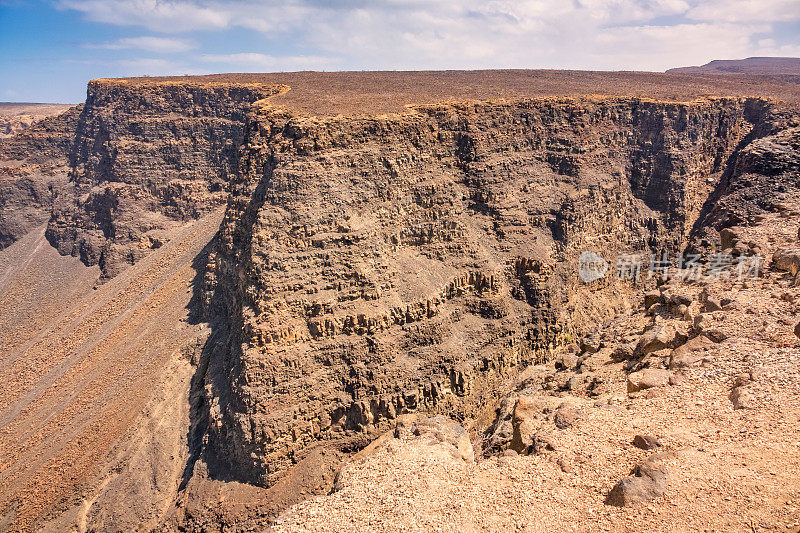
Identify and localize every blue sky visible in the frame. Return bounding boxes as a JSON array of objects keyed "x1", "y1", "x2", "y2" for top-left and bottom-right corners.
[{"x1": 1, "y1": 0, "x2": 799, "y2": 103}]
